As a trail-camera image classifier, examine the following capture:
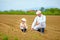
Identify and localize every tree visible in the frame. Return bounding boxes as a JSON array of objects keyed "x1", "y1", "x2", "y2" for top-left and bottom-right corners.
[{"x1": 40, "y1": 7, "x2": 45, "y2": 11}]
